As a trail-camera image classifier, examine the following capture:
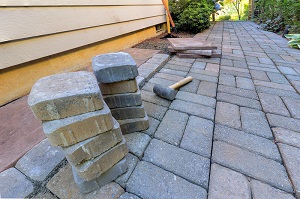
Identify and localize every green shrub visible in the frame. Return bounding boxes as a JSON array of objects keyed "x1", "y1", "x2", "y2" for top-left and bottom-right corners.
[
  {"x1": 218, "y1": 15, "x2": 231, "y2": 21},
  {"x1": 285, "y1": 34, "x2": 300, "y2": 49}
]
